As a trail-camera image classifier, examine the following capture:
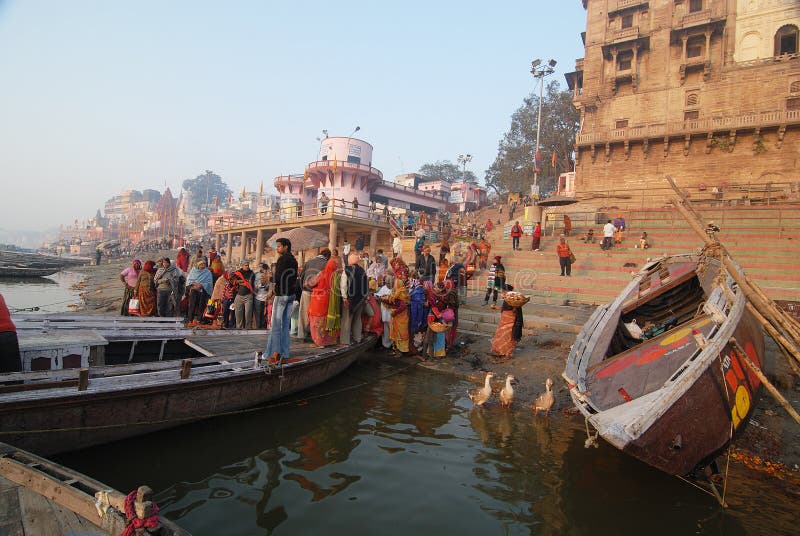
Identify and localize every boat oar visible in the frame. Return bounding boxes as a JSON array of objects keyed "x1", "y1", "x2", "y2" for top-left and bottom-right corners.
[{"x1": 730, "y1": 338, "x2": 800, "y2": 427}]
